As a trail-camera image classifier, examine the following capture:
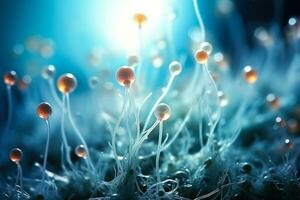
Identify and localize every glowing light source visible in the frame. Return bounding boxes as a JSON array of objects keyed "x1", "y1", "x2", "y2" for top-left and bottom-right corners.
[{"x1": 101, "y1": 0, "x2": 166, "y2": 53}]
